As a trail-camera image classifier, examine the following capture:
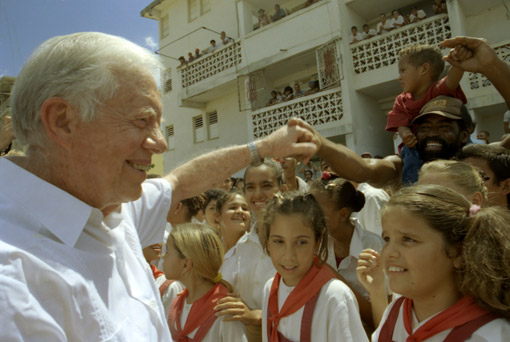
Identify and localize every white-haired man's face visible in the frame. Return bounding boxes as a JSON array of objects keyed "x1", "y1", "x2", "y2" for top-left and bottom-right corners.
[{"x1": 65, "y1": 72, "x2": 166, "y2": 209}]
